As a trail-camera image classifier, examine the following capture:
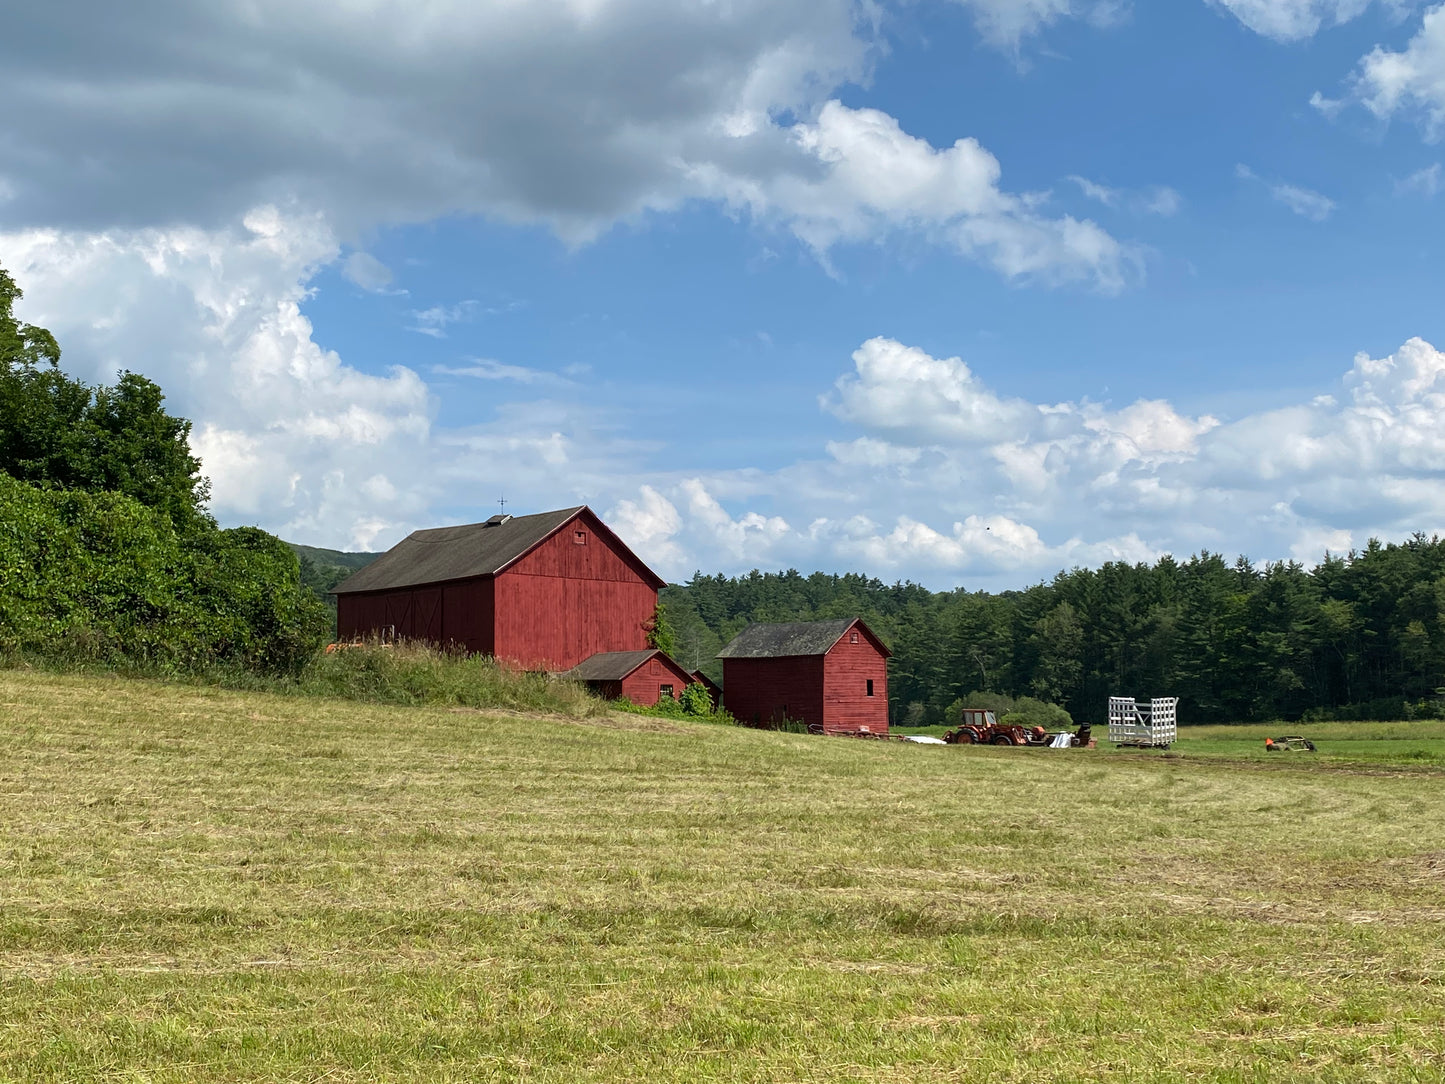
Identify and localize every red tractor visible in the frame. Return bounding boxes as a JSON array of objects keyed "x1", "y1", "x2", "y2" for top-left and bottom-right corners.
[
  {"x1": 943, "y1": 708, "x2": 1093, "y2": 748},
  {"x1": 943, "y1": 708, "x2": 1046, "y2": 746}
]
